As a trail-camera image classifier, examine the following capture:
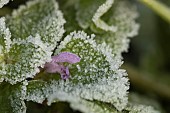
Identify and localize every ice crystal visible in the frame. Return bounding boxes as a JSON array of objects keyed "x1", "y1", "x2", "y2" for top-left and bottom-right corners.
[
  {"x1": 92, "y1": 0, "x2": 117, "y2": 32},
  {"x1": 0, "y1": 33, "x2": 52, "y2": 84},
  {"x1": 26, "y1": 31, "x2": 129, "y2": 111}
]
